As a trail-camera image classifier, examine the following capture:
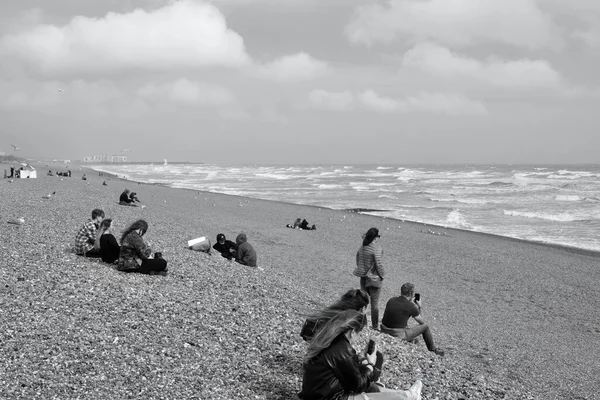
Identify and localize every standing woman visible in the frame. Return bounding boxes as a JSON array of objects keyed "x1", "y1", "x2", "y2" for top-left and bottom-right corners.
[
  {"x1": 117, "y1": 219, "x2": 168, "y2": 275},
  {"x1": 300, "y1": 309, "x2": 422, "y2": 400},
  {"x1": 95, "y1": 219, "x2": 120, "y2": 264},
  {"x1": 353, "y1": 227, "x2": 385, "y2": 330}
]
